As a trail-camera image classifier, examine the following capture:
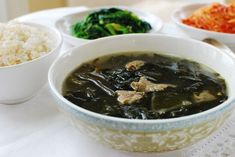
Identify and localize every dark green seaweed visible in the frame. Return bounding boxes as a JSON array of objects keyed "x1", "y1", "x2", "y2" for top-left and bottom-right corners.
[{"x1": 63, "y1": 52, "x2": 227, "y2": 119}]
